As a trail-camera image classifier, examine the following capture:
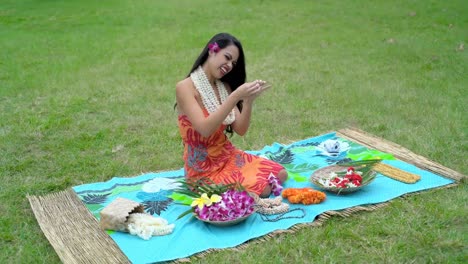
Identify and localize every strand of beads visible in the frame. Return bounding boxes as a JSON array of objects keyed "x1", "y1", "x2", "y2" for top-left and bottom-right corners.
[
  {"x1": 252, "y1": 195, "x2": 290, "y2": 215},
  {"x1": 190, "y1": 66, "x2": 235, "y2": 125},
  {"x1": 251, "y1": 193, "x2": 307, "y2": 222}
]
